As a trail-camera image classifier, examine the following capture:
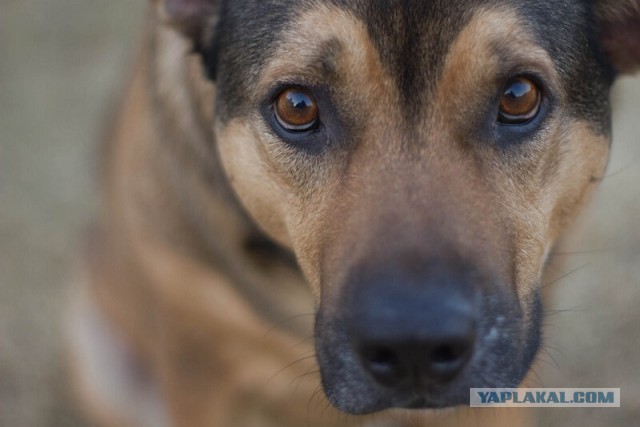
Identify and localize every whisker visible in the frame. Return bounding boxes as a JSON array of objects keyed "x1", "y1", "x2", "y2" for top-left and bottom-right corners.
[
  {"x1": 550, "y1": 248, "x2": 614, "y2": 256},
  {"x1": 541, "y1": 264, "x2": 590, "y2": 289},
  {"x1": 539, "y1": 345, "x2": 561, "y2": 371},
  {"x1": 527, "y1": 367, "x2": 544, "y2": 387},
  {"x1": 307, "y1": 385, "x2": 325, "y2": 427},
  {"x1": 267, "y1": 354, "x2": 316, "y2": 383},
  {"x1": 292, "y1": 334, "x2": 315, "y2": 349},
  {"x1": 263, "y1": 312, "x2": 315, "y2": 338},
  {"x1": 320, "y1": 399, "x2": 333, "y2": 420},
  {"x1": 543, "y1": 306, "x2": 585, "y2": 318},
  {"x1": 590, "y1": 160, "x2": 637, "y2": 182},
  {"x1": 541, "y1": 343, "x2": 566, "y2": 358},
  {"x1": 291, "y1": 369, "x2": 320, "y2": 389}
]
